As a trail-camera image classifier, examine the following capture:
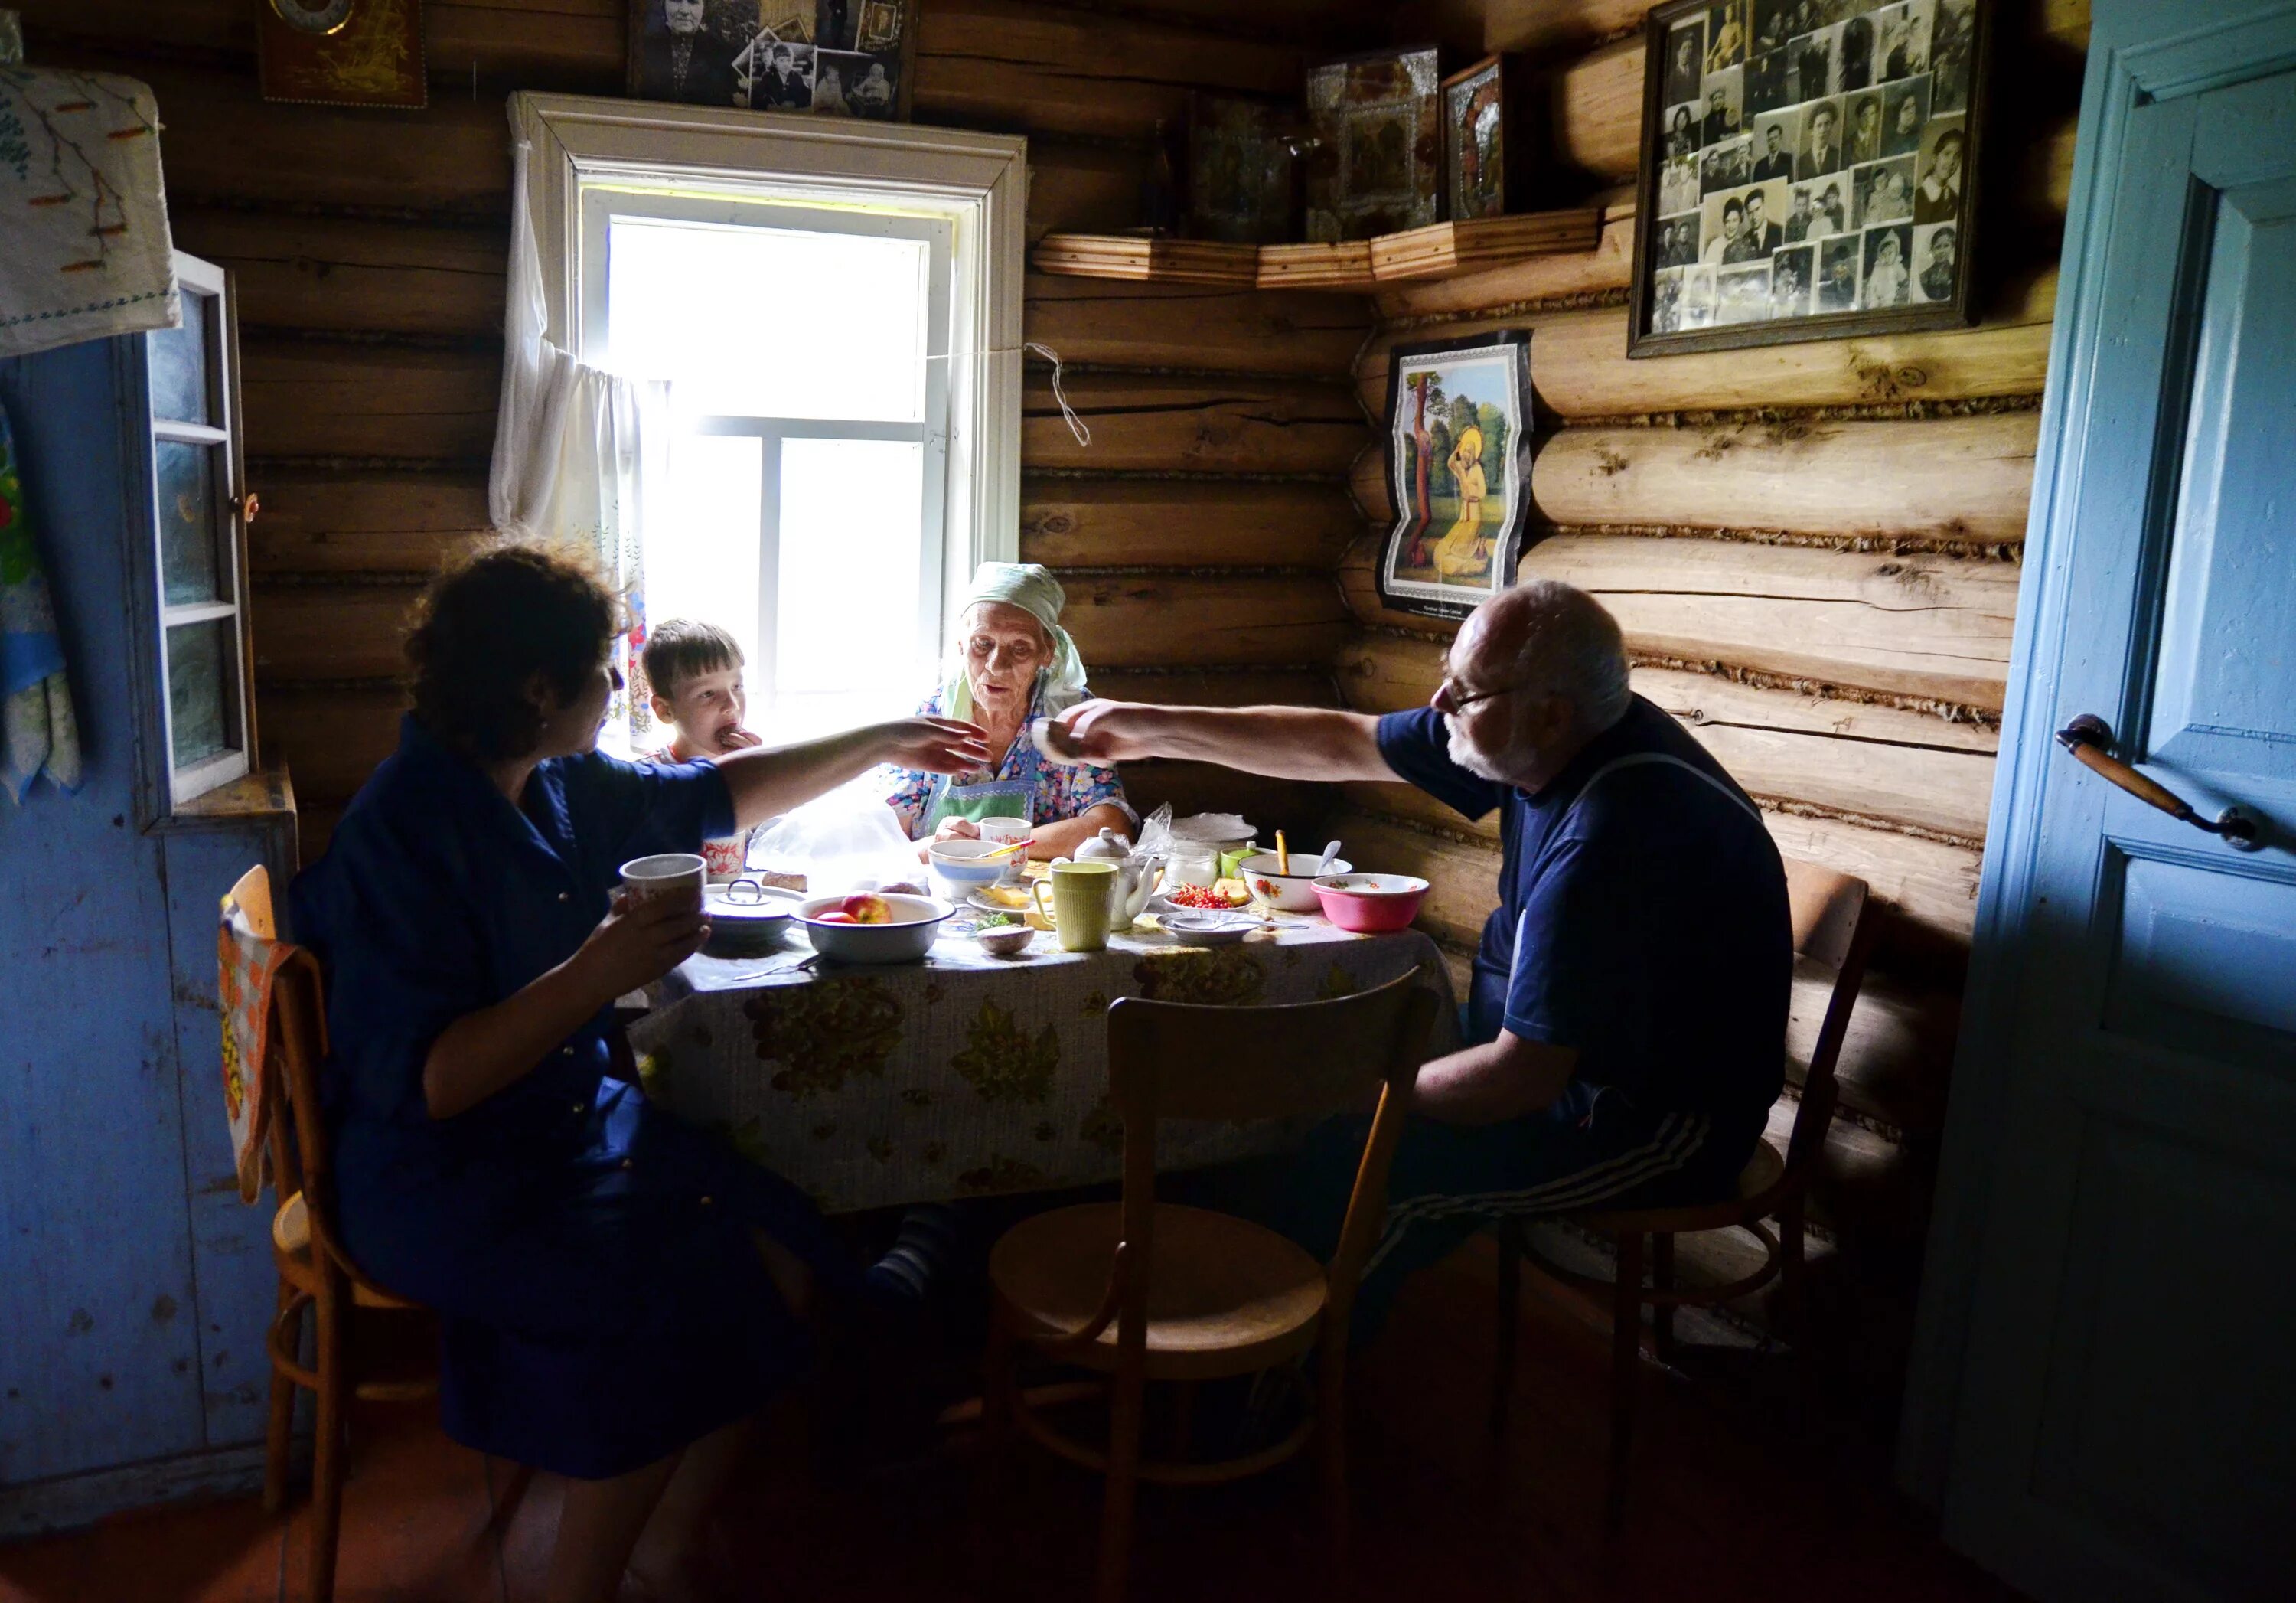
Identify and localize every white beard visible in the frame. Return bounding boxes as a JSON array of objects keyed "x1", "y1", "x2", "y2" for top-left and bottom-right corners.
[{"x1": 1446, "y1": 717, "x2": 1515, "y2": 783}]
